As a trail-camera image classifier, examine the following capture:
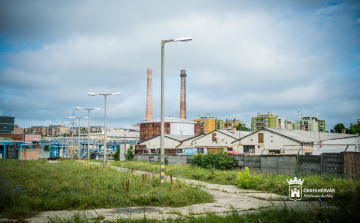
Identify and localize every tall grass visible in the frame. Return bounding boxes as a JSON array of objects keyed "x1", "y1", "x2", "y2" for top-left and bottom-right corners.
[
  {"x1": 110, "y1": 161, "x2": 238, "y2": 185},
  {"x1": 0, "y1": 160, "x2": 213, "y2": 220}
]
